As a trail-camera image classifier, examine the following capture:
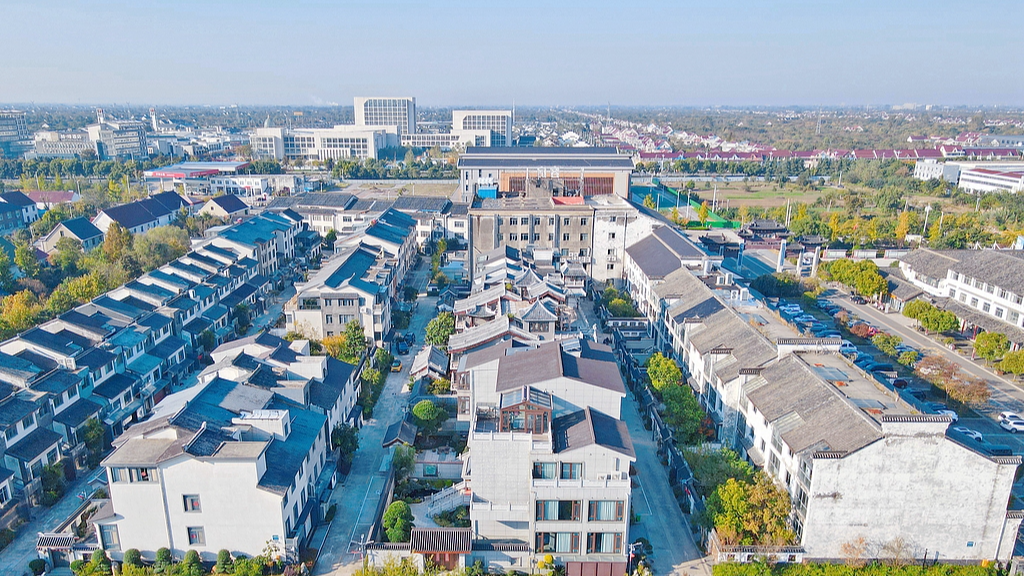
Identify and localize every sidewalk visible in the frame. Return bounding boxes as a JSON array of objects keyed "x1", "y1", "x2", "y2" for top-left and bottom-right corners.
[{"x1": 0, "y1": 468, "x2": 105, "y2": 576}]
